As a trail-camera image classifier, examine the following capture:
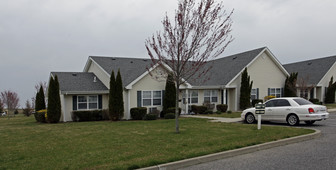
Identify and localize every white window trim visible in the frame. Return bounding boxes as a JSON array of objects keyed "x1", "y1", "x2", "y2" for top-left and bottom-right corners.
[
  {"x1": 77, "y1": 95, "x2": 98, "y2": 110},
  {"x1": 251, "y1": 89, "x2": 257, "y2": 100},
  {"x1": 183, "y1": 90, "x2": 198, "y2": 104},
  {"x1": 269, "y1": 88, "x2": 282, "y2": 98},
  {"x1": 142, "y1": 91, "x2": 162, "y2": 107},
  {"x1": 204, "y1": 90, "x2": 218, "y2": 103}
]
